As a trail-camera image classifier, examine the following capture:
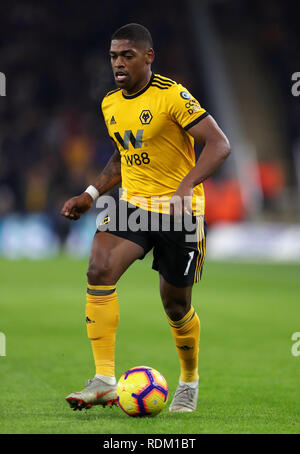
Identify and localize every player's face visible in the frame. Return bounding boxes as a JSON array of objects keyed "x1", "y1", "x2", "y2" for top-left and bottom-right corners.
[{"x1": 110, "y1": 39, "x2": 154, "y2": 93}]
